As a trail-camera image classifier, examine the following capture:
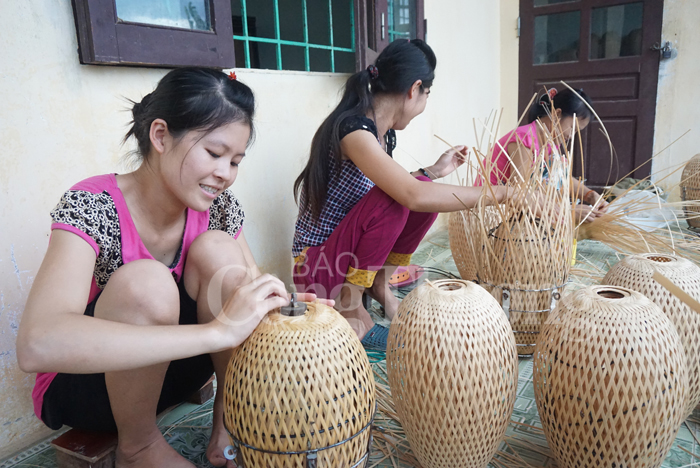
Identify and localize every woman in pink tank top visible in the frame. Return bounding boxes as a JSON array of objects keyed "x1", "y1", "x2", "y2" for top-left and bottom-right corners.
[
  {"x1": 17, "y1": 68, "x2": 322, "y2": 468},
  {"x1": 483, "y1": 88, "x2": 609, "y2": 222}
]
